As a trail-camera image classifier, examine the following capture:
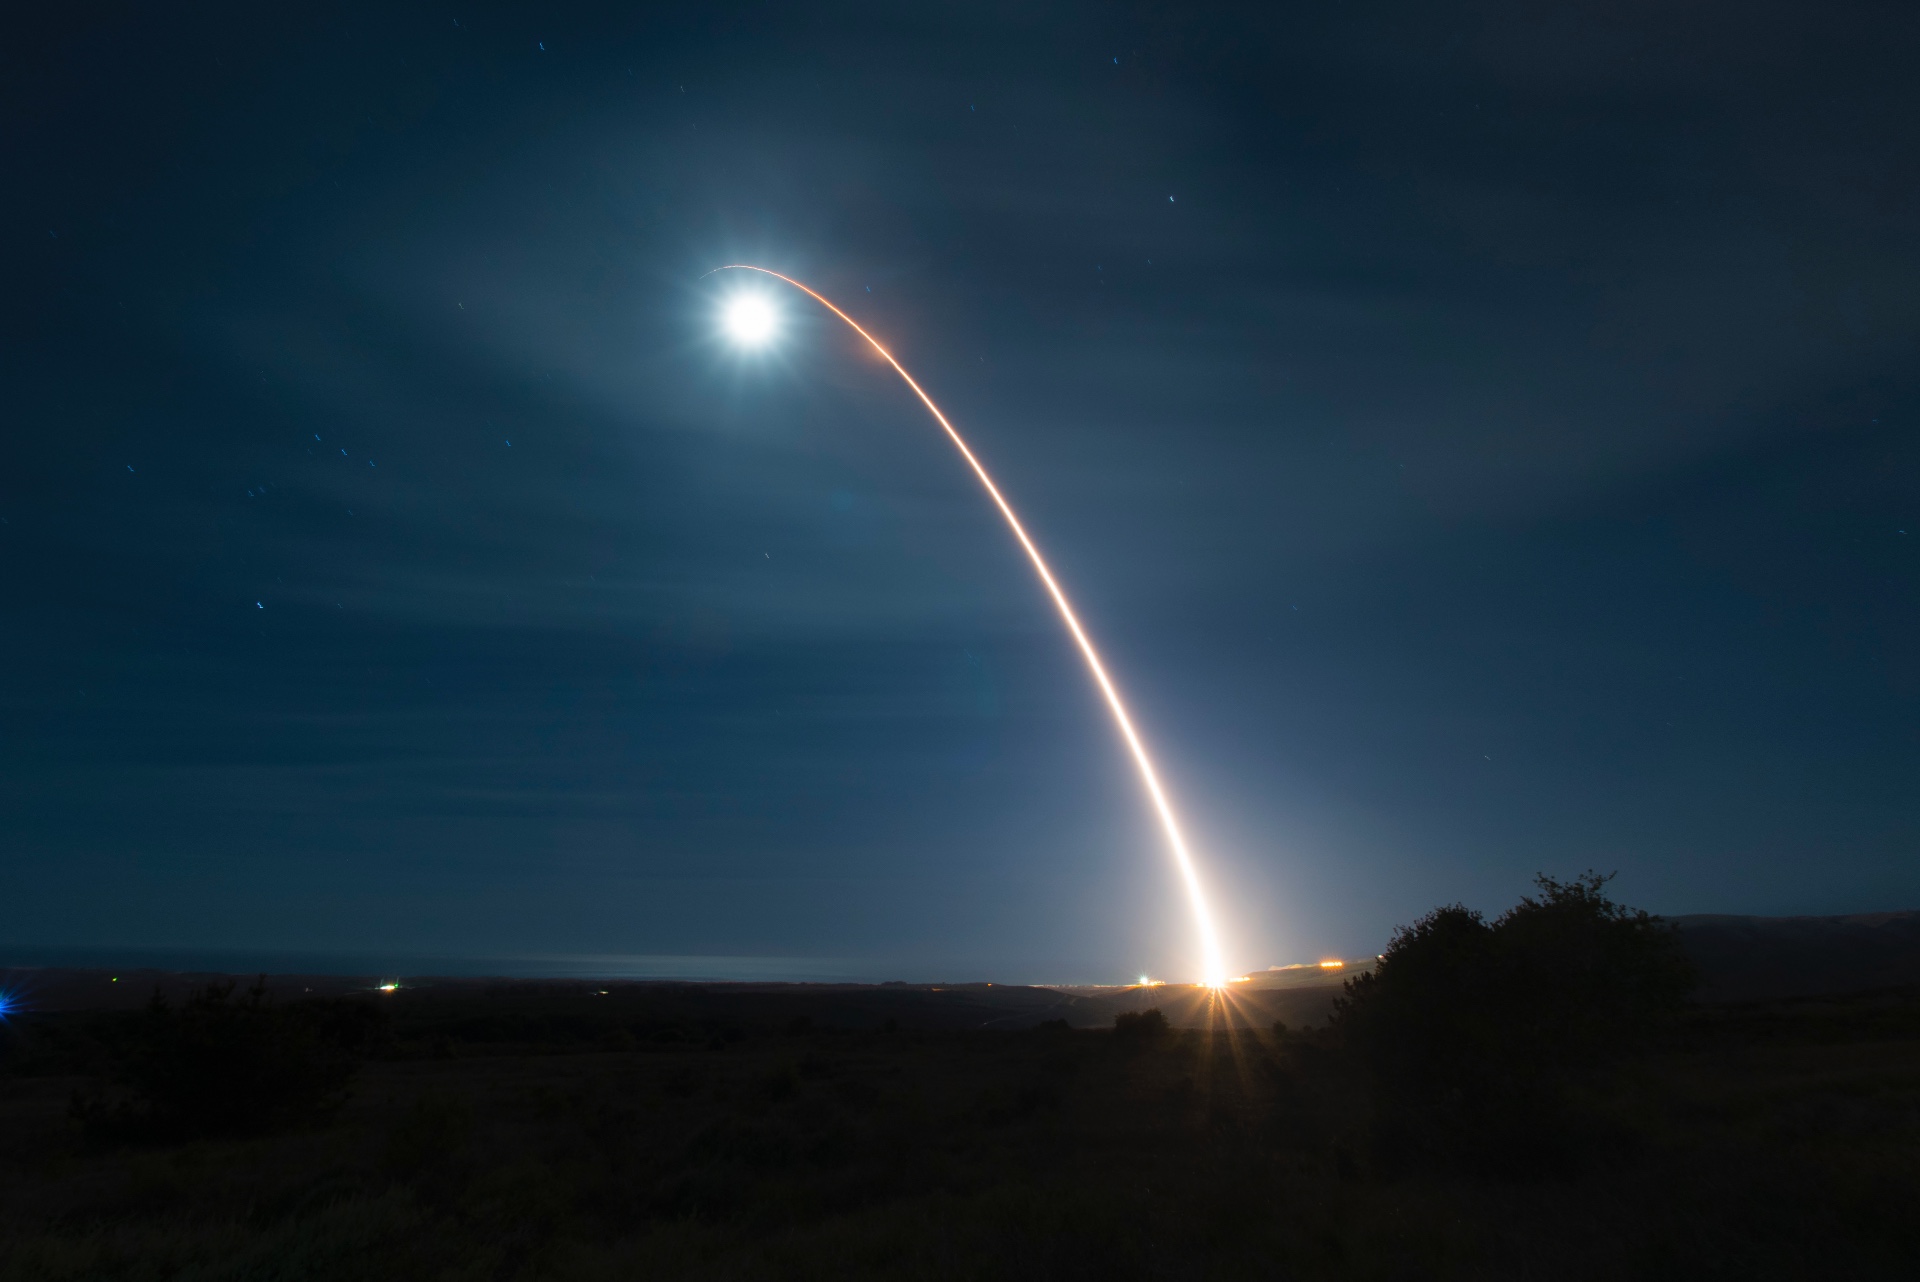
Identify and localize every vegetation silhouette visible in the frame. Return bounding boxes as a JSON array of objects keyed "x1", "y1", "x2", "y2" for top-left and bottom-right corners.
[
  {"x1": 8, "y1": 888, "x2": 1919, "y2": 1279},
  {"x1": 1330, "y1": 872, "x2": 1696, "y2": 1170},
  {"x1": 70, "y1": 978, "x2": 380, "y2": 1142},
  {"x1": 1111, "y1": 1007, "x2": 1170, "y2": 1045}
]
